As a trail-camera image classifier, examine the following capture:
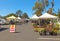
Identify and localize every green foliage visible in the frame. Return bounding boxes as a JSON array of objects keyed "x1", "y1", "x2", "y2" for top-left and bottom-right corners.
[
  {"x1": 47, "y1": 8, "x2": 53, "y2": 14},
  {"x1": 51, "y1": 0, "x2": 54, "y2": 8},
  {"x1": 45, "y1": 0, "x2": 49, "y2": 7},
  {"x1": 33, "y1": 23, "x2": 37, "y2": 27},
  {"x1": 16, "y1": 10, "x2": 22, "y2": 17},
  {"x1": 57, "y1": 9, "x2": 60, "y2": 18},
  {"x1": 33, "y1": 0, "x2": 49, "y2": 16},
  {"x1": 47, "y1": 0, "x2": 54, "y2": 14},
  {"x1": 52, "y1": 13, "x2": 57, "y2": 16},
  {"x1": 3, "y1": 10, "x2": 29, "y2": 19},
  {"x1": 33, "y1": 2, "x2": 44, "y2": 10},
  {"x1": 34, "y1": 10, "x2": 42, "y2": 16},
  {"x1": 22, "y1": 13, "x2": 29, "y2": 19}
]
